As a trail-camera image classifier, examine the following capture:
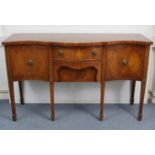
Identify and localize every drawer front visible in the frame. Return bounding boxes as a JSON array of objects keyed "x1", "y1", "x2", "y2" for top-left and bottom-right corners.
[
  {"x1": 106, "y1": 45, "x2": 145, "y2": 80},
  {"x1": 8, "y1": 45, "x2": 49, "y2": 80},
  {"x1": 52, "y1": 47, "x2": 102, "y2": 61},
  {"x1": 53, "y1": 61, "x2": 101, "y2": 82}
]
